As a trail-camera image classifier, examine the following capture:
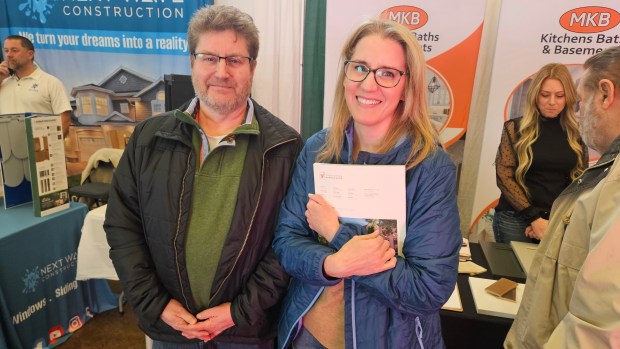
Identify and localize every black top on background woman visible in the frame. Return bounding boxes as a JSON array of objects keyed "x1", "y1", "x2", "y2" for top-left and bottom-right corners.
[{"x1": 493, "y1": 63, "x2": 588, "y2": 243}]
